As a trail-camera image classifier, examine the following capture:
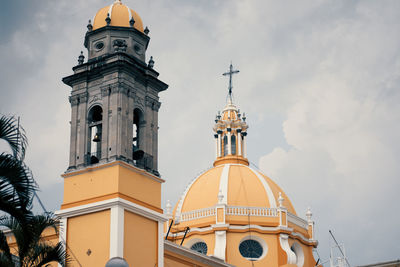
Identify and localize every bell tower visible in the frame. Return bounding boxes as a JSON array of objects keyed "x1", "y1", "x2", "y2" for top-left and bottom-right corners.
[{"x1": 56, "y1": 1, "x2": 168, "y2": 266}]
